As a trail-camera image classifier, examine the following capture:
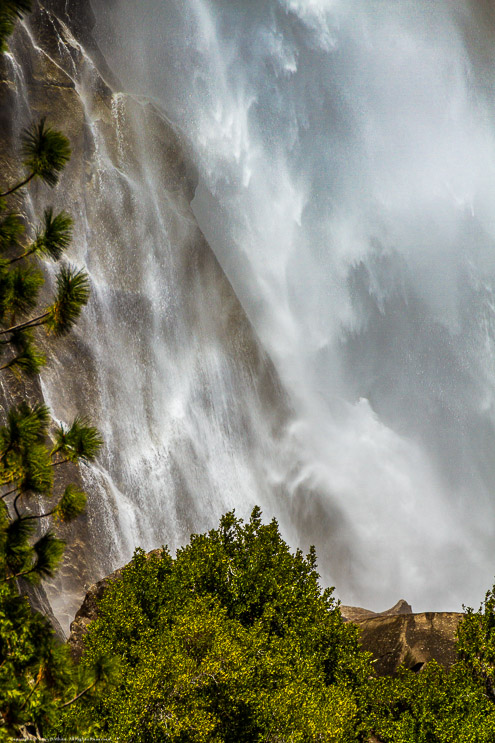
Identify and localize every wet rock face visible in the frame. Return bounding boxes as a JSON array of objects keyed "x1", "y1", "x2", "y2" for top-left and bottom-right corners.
[{"x1": 341, "y1": 600, "x2": 463, "y2": 676}]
